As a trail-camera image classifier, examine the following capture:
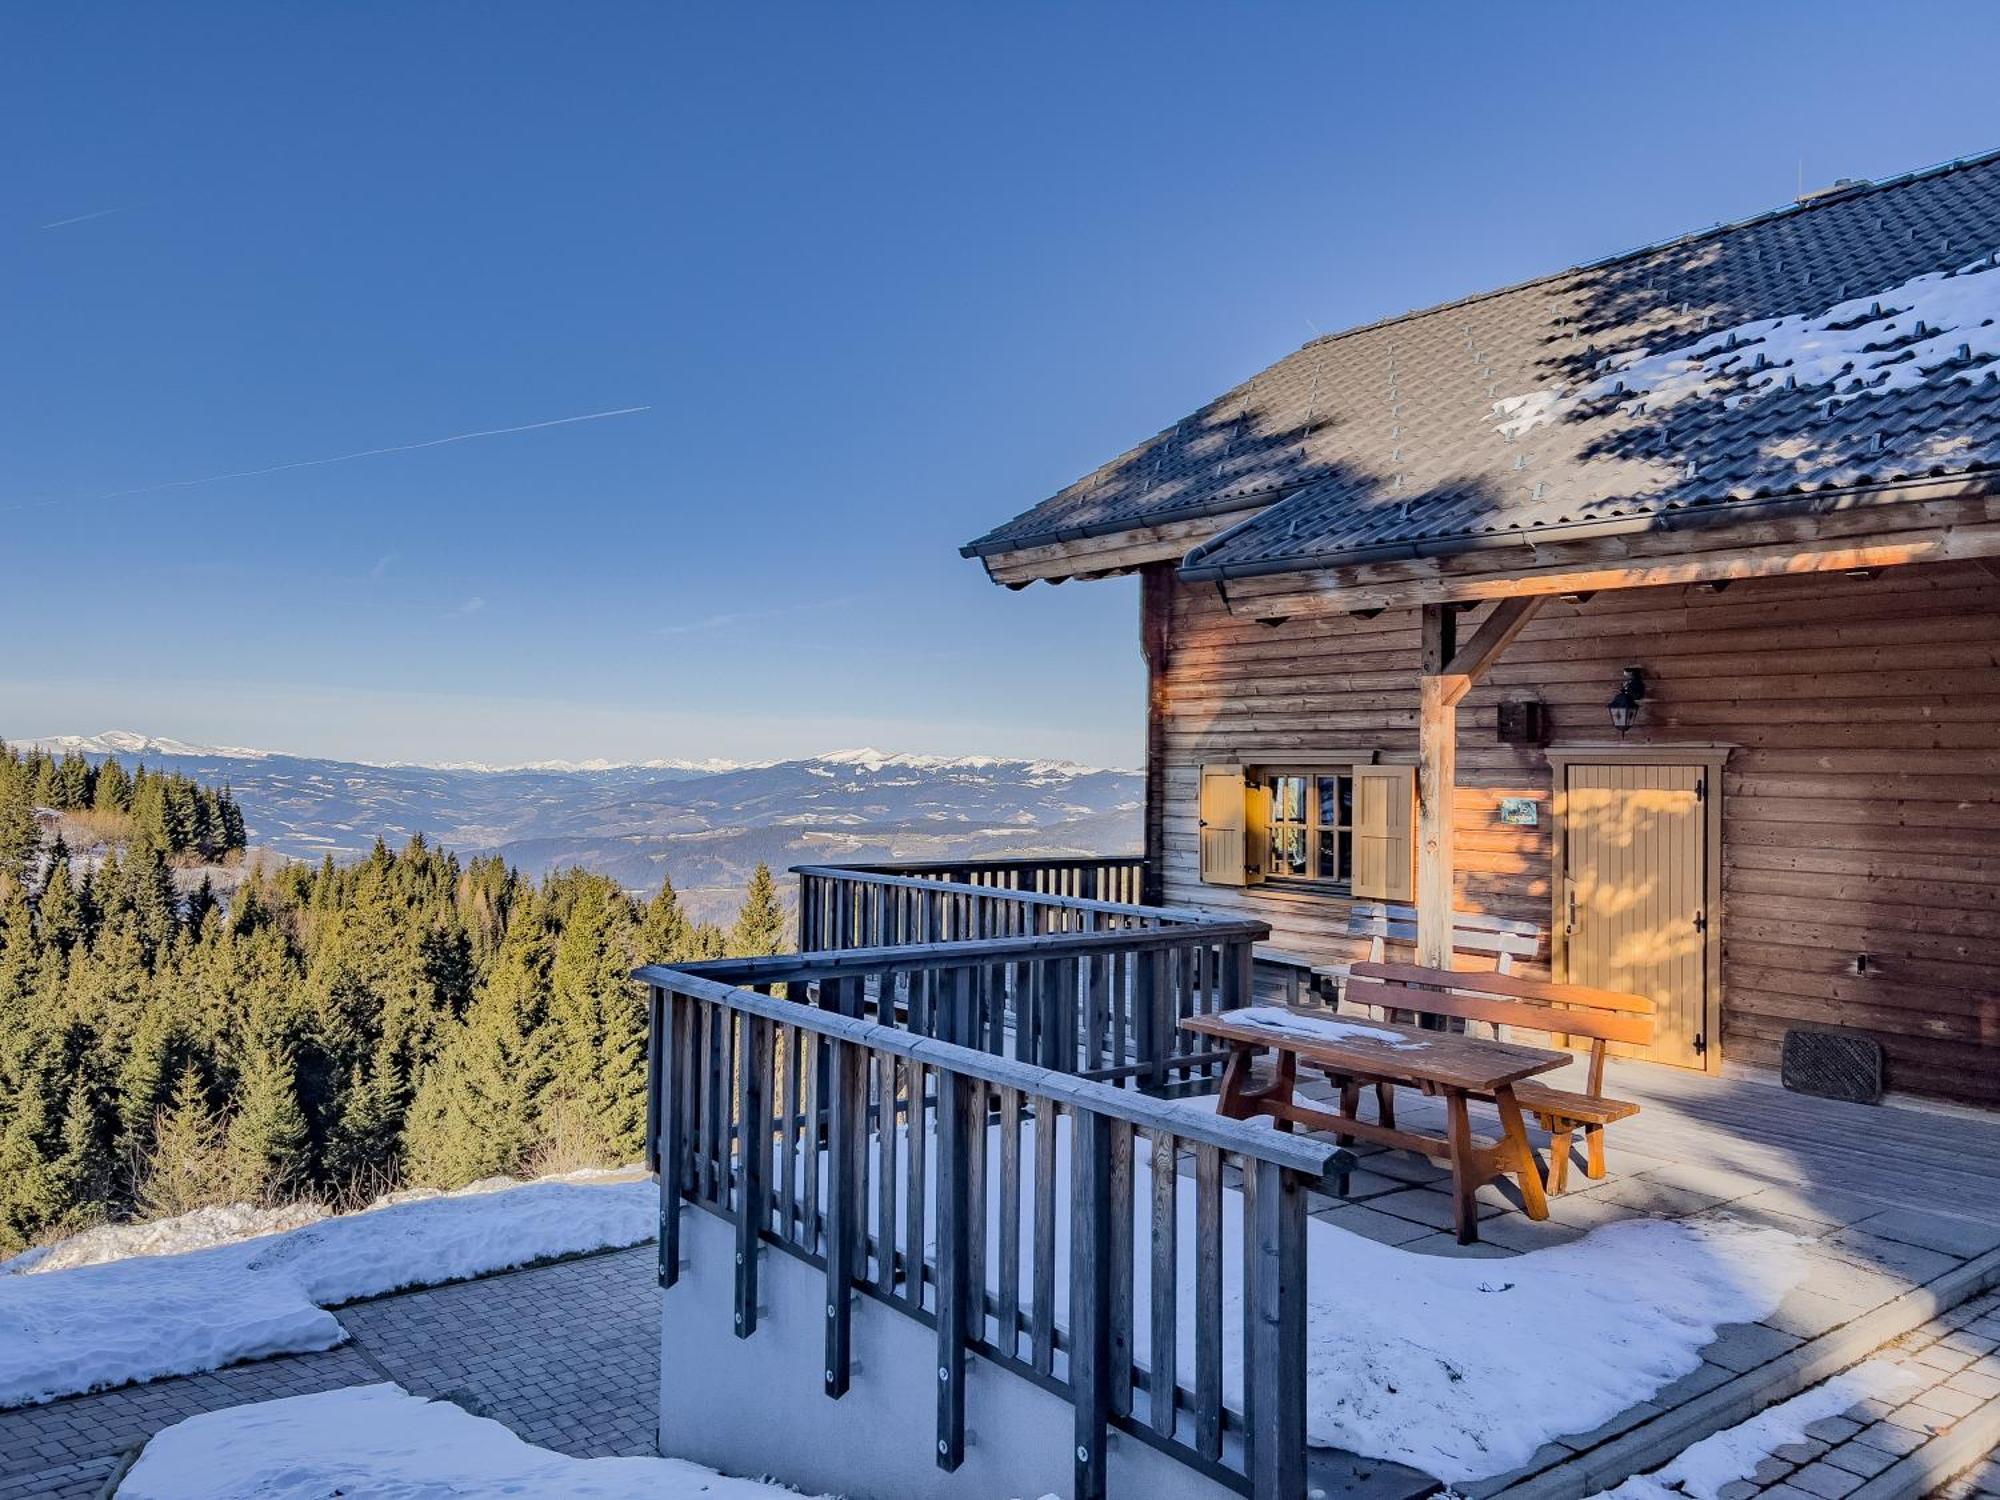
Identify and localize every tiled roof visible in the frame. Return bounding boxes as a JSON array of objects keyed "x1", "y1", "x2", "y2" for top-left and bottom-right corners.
[{"x1": 963, "y1": 149, "x2": 2000, "y2": 576}]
